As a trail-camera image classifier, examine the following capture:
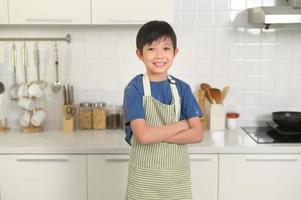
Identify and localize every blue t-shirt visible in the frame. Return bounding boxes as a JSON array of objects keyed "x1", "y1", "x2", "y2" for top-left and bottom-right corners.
[{"x1": 123, "y1": 74, "x2": 202, "y2": 145}]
